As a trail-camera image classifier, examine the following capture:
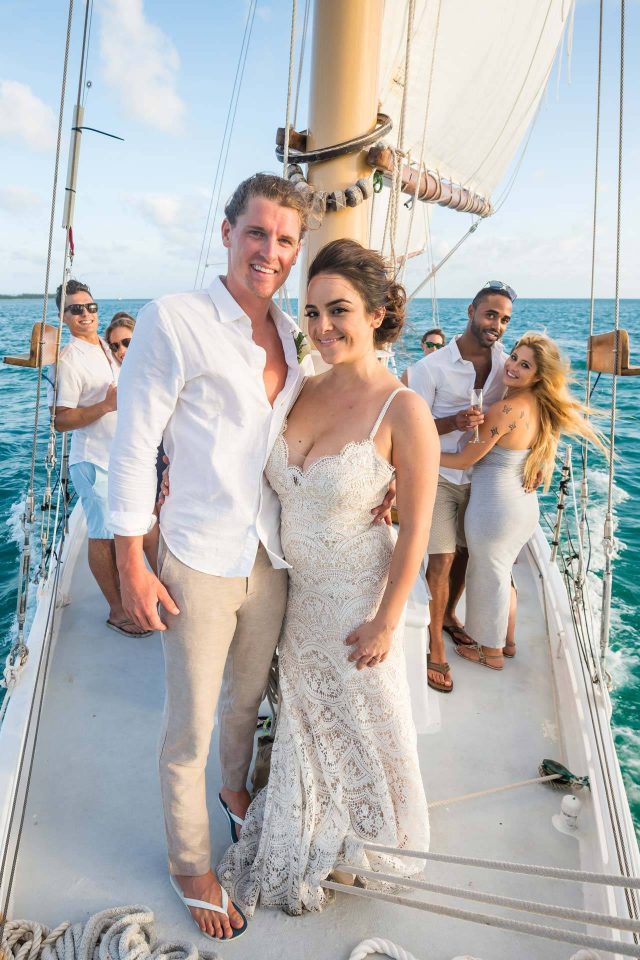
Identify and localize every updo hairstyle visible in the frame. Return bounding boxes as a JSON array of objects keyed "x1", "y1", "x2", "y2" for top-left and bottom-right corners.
[{"x1": 307, "y1": 239, "x2": 406, "y2": 346}]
